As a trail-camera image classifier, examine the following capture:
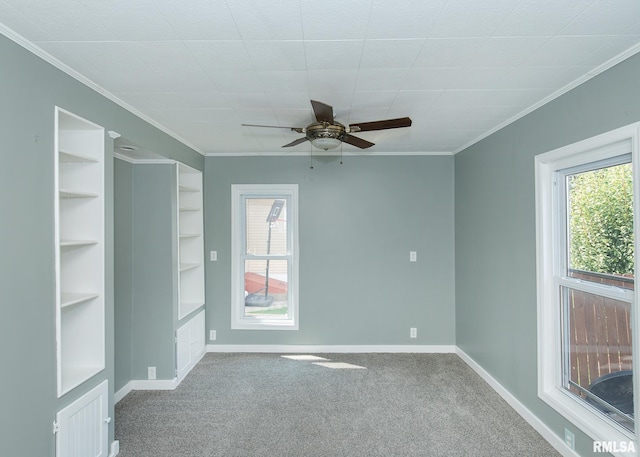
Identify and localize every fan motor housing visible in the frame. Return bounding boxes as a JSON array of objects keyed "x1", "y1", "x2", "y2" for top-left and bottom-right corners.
[{"x1": 305, "y1": 122, "x2": 346, "y2": 143}]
